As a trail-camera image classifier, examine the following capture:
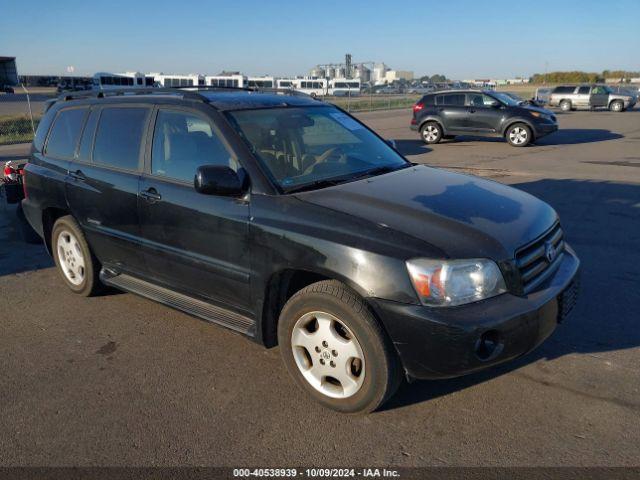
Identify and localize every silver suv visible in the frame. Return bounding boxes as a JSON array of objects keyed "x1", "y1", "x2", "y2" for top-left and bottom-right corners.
[{"x1": 548, "y1": 84, "x2": 635, "y2": 112}]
